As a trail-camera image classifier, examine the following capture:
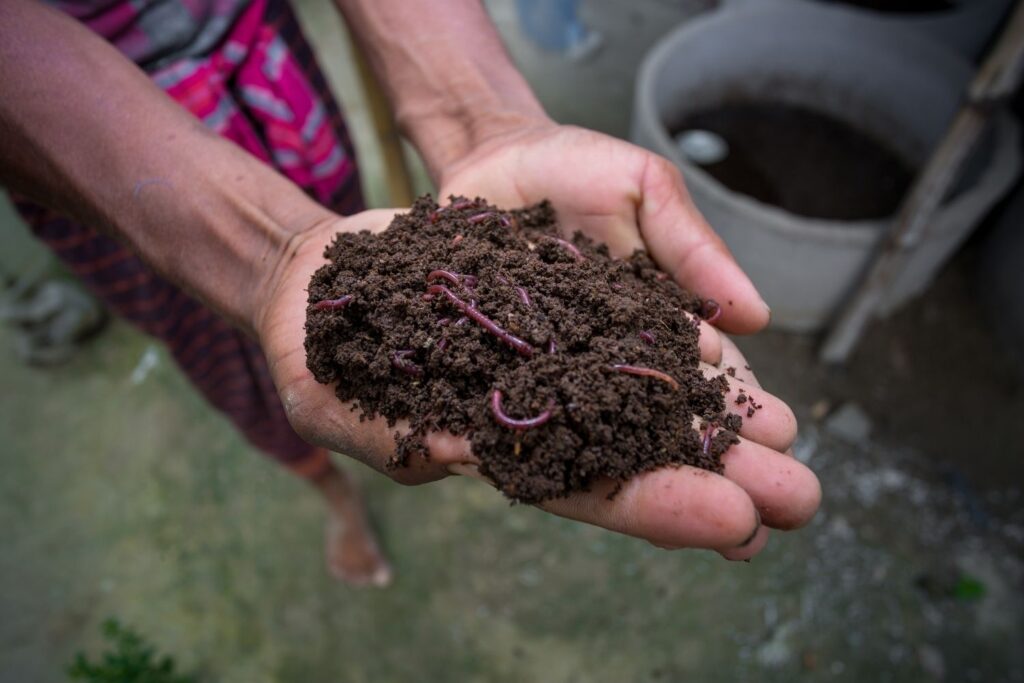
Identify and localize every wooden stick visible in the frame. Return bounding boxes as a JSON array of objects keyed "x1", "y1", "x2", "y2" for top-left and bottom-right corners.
[{"x1": 820, "y1": 0, "x2": 1024, "y2": 364}]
